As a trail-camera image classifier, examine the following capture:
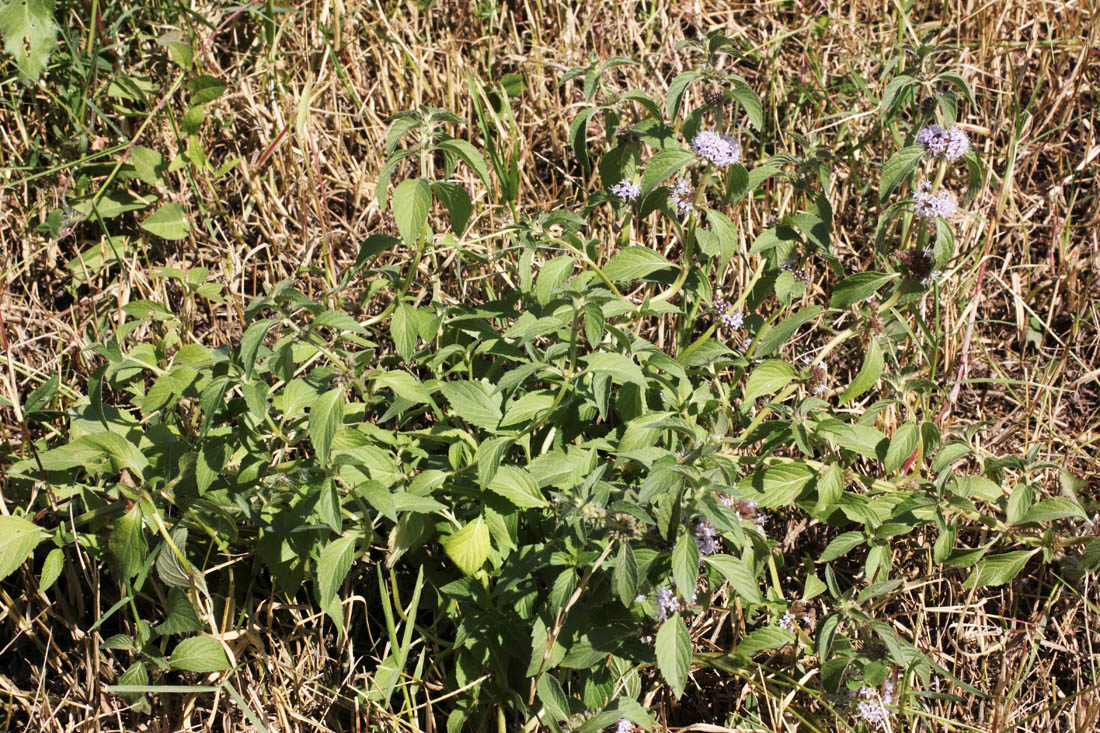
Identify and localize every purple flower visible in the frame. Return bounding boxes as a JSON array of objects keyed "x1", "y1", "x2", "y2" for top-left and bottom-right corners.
[
  {"x1": 913, "y1": 181, "x2": 956, "y2": 220},
  {"x1": 916, "y1": 124, "x2": 970, "y2": 160},
  {"x1": 778, "y1": 611, "x2": 797, "y2": 632},
  {"x1": 714, "y1": 298, "x2": 744, "y2": 330},
  {"x1": 610, "y1": 178, "x2": 641, "y2": 201},
  {"x1": 691, "y1": 130, "x2": 742, "y2": 167},
  {"x1": 694, "y1": 518, "x2": 721, "y2": 556},
  {"x1": 853, "y1": 683, "x2": 895, "y2": 728},
  {"x1": 614, "y1": 719, "x2": 633, "y2": 733},
  {"x1": 655, "y1": 586, "x2": 680, "y2": 620},
  {"x1": 668, "y1": 177, "x2": 695, "y2": 215}
]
